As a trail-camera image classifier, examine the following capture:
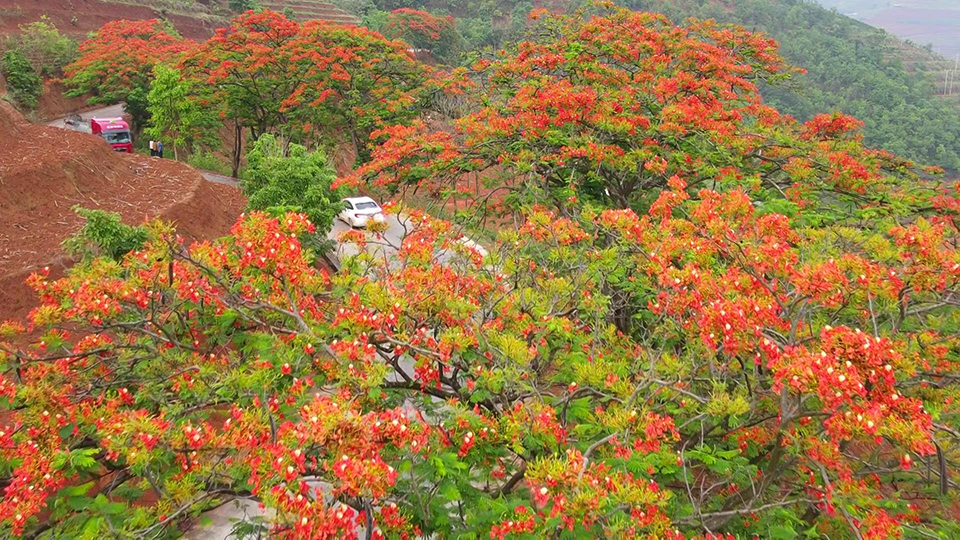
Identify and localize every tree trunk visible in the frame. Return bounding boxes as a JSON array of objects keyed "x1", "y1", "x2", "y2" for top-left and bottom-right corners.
[{"x1": 231, "y1": 121, "x2": 242, "y2": 179}]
